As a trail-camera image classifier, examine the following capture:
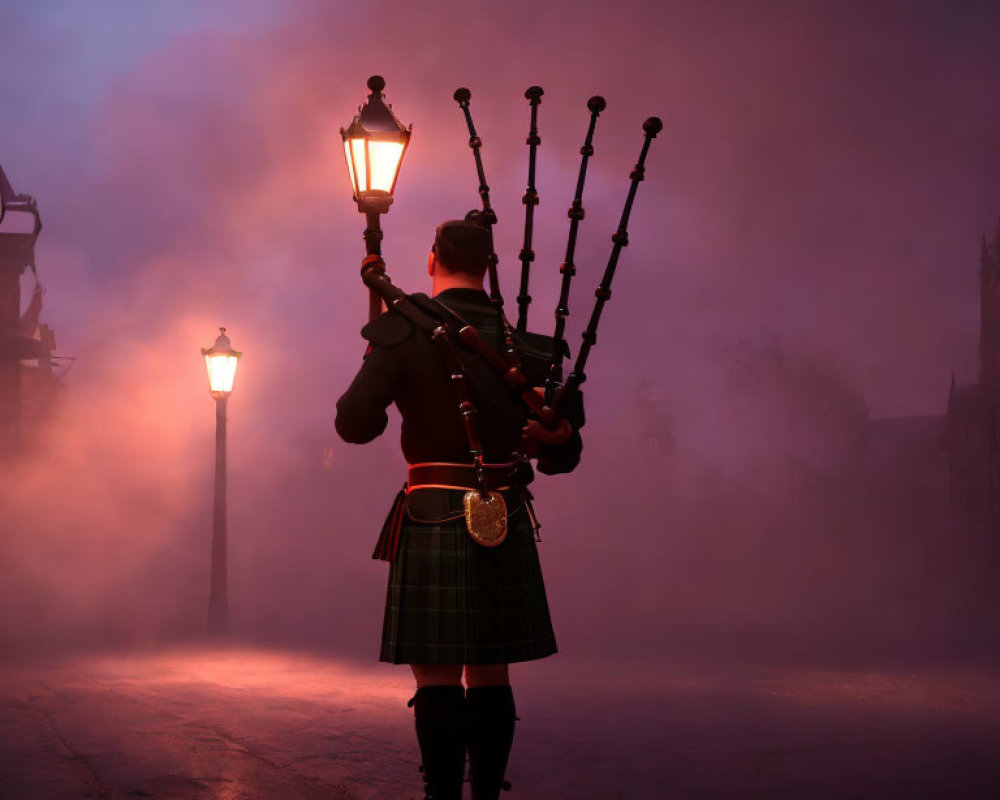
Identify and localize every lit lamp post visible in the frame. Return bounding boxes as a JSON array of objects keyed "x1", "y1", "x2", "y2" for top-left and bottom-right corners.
[
  {"x1": 341, "y1": 75, "x2": 411, "y2": 320},
  {"x1": 201, "y1": 327, "x2": 241, "y2": 635}
]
